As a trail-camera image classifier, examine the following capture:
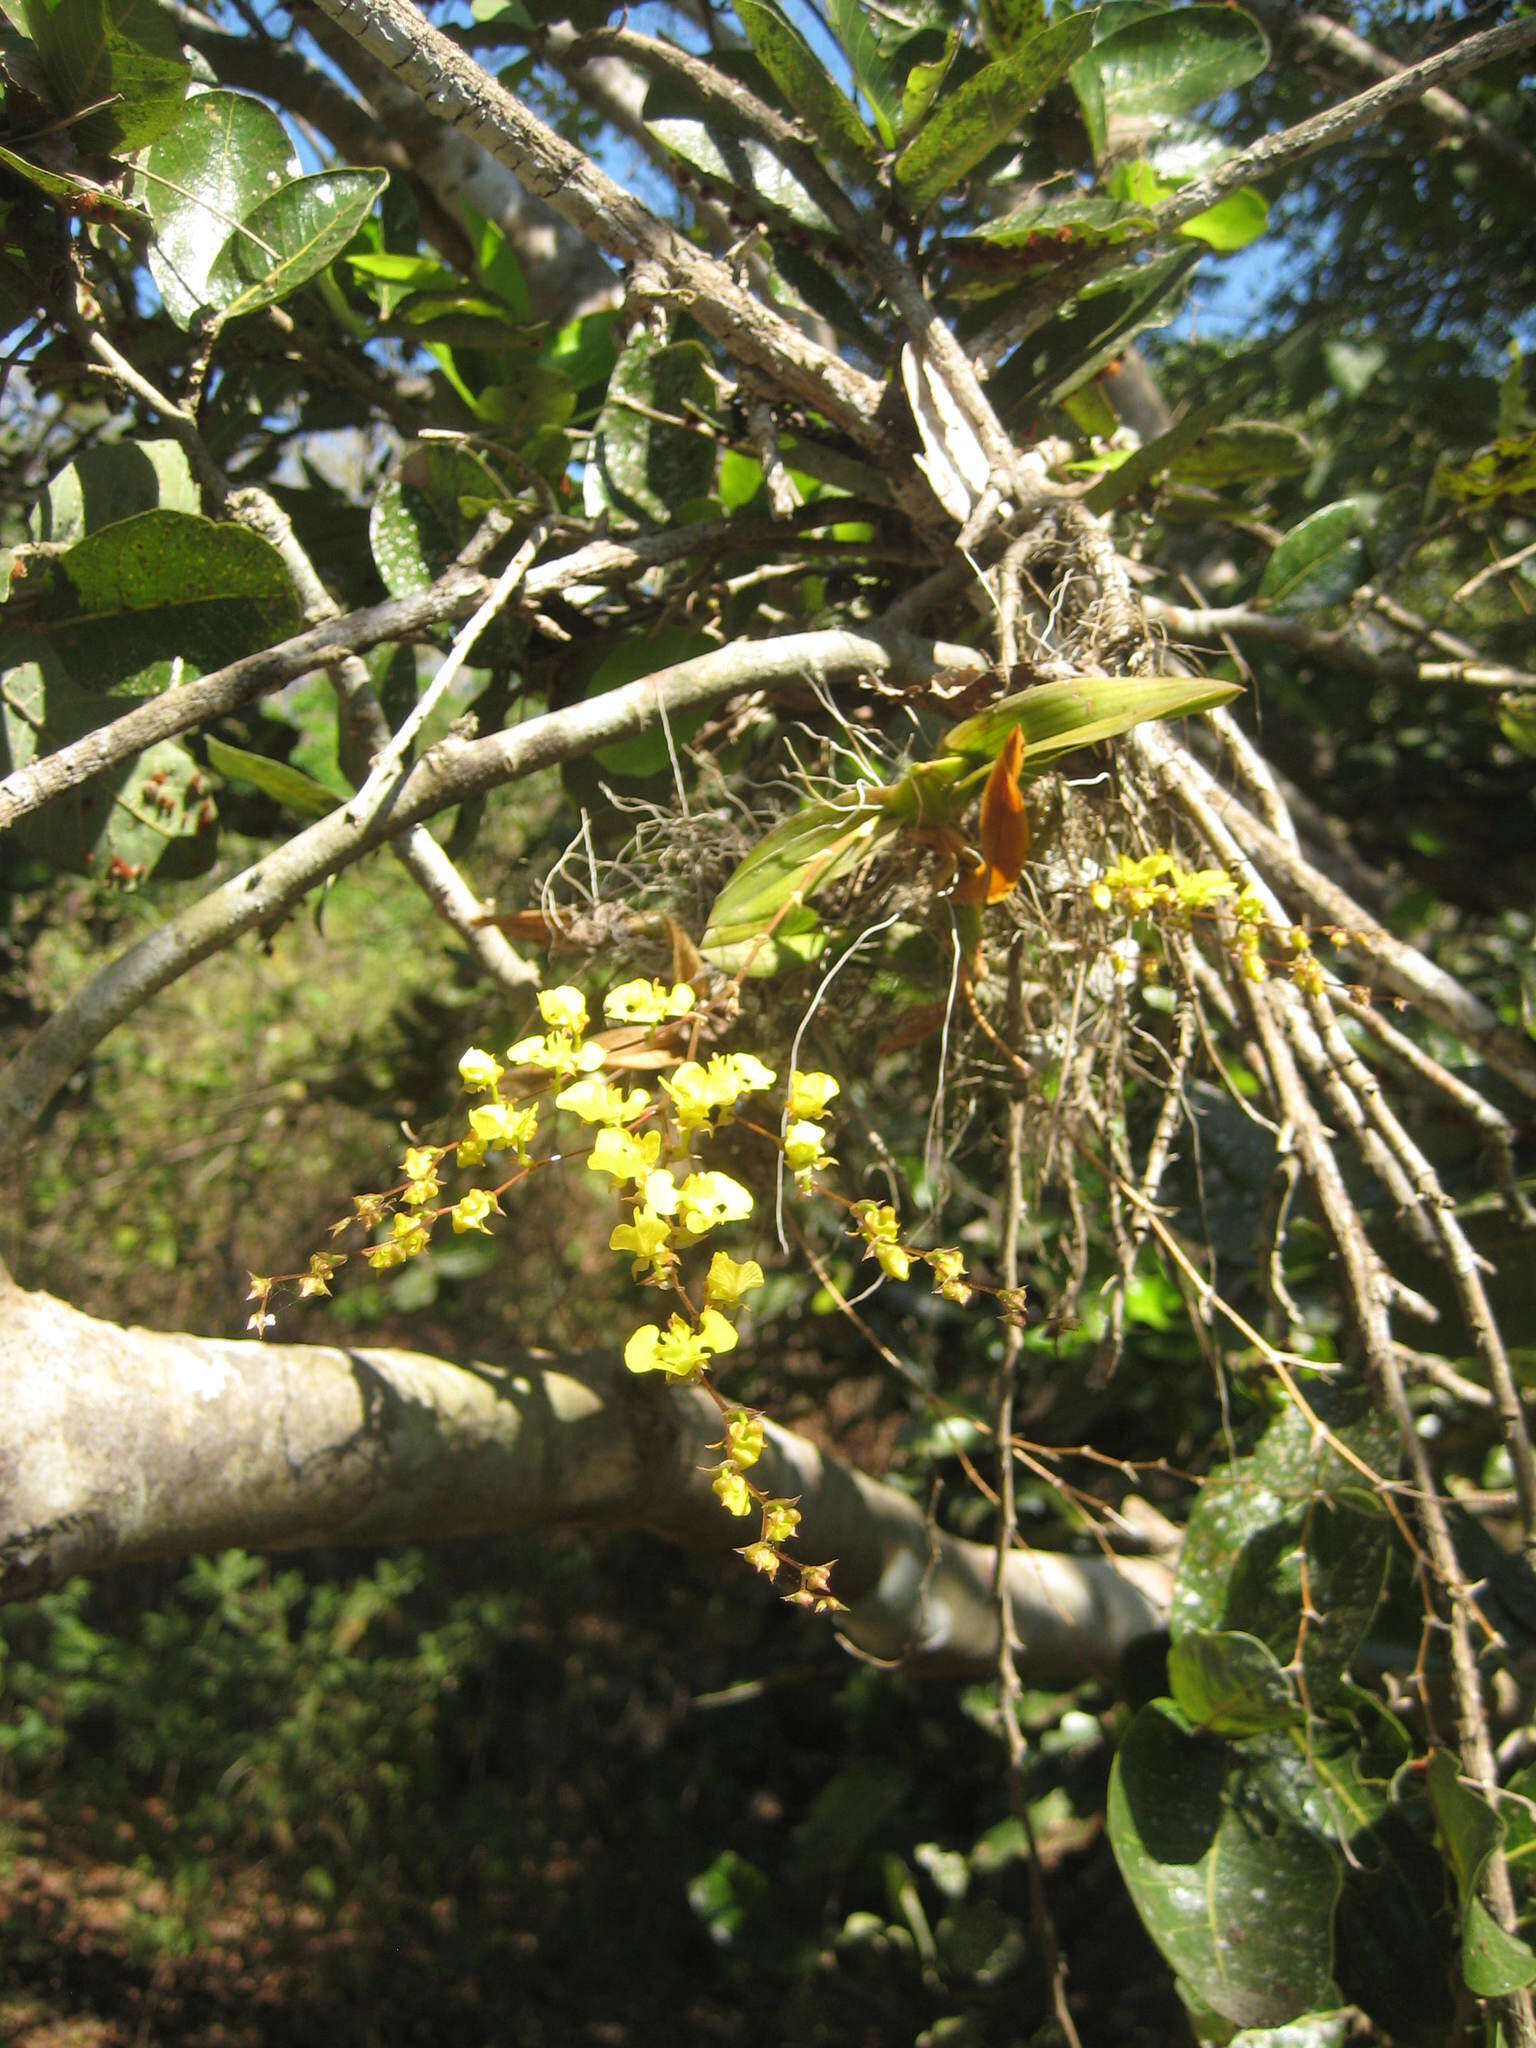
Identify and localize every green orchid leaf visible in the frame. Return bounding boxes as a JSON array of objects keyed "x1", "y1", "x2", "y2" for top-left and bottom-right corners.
[
  {"x1": 943, "y1": 672, "x2": 1240, "y2": 764},
  {"x1": 702, "y1": 796, "x2": 898, "y2": 977}
]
